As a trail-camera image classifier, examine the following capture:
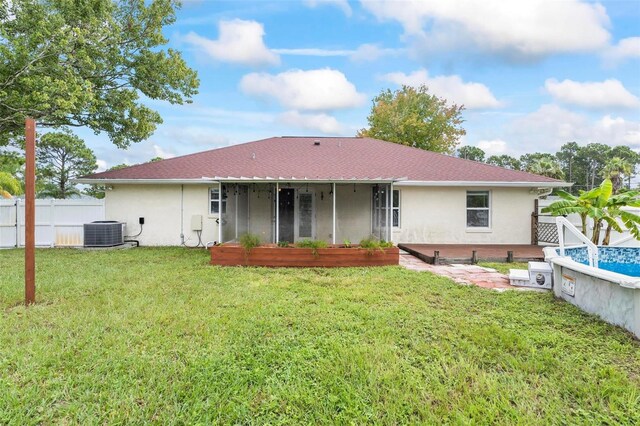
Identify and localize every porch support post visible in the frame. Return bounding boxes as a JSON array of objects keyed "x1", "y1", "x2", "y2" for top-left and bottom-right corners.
[
  {"x1": 389, "y1": 182, "x2": 394, "y2": 243},
  {"x1": 275, "y1": 182, "x2": 279, "y2": 243},
  {"x1": 218, "y1": 181, "x2": 222, "y2": 244},
  {"x1": 386, "y1": 184, "x2": 391, "y2": 242},
  {"x1": 332, "y1": 182, "x2": 336, "y2": 245},
  {"x1": 234, "y1": 184, "x2": 238, "y2": 240}
]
